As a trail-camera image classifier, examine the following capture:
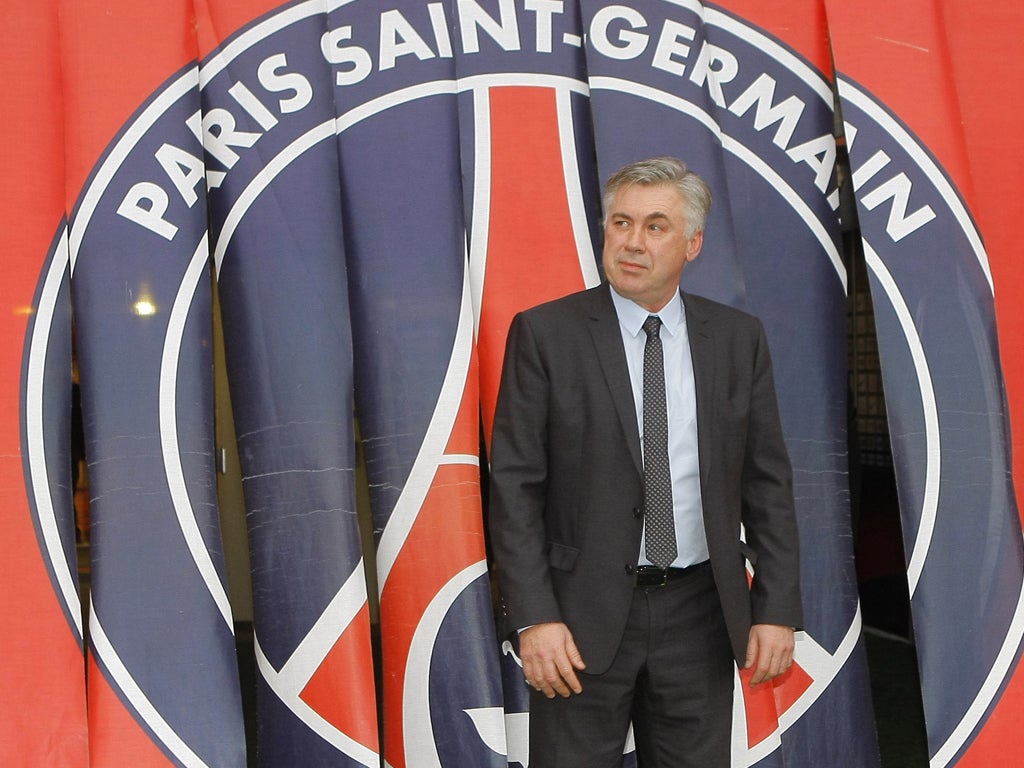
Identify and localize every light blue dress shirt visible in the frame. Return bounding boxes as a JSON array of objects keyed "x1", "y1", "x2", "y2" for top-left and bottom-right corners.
[{"x1": 609, "y1": 285, "x2": 710, "y2": 568}]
